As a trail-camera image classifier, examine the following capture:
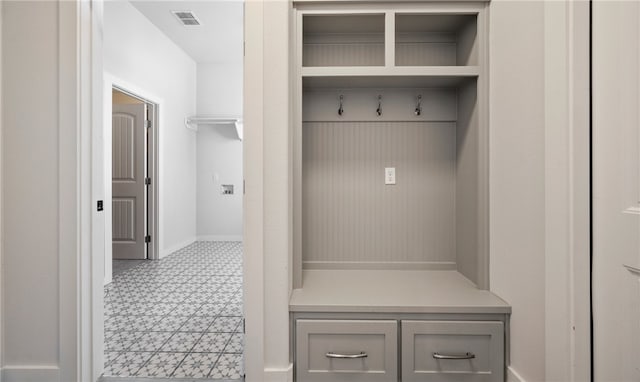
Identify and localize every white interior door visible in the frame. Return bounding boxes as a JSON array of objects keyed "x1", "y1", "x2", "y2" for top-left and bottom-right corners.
[
  {"x1": 112, "y1": 103, "x2": 147, "y2": 260},
  {"x1": 593, "y1": 1, "x2": 640, "y2": 380}
]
